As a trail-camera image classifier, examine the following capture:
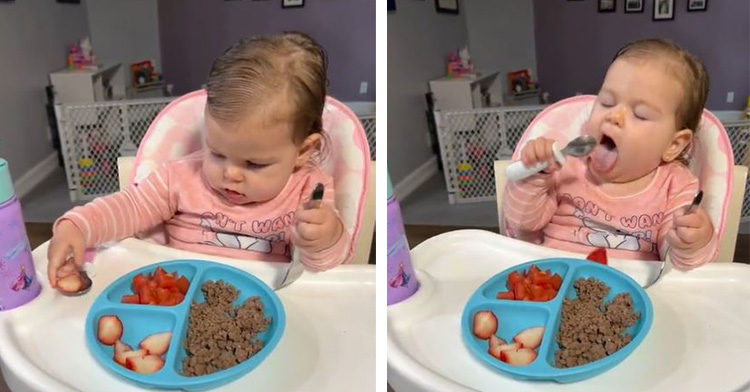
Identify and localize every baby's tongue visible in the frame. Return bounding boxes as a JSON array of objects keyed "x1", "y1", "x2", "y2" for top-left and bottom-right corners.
[{"x1": 590, "y1": 143, "x2": 618, "y2": 173}]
